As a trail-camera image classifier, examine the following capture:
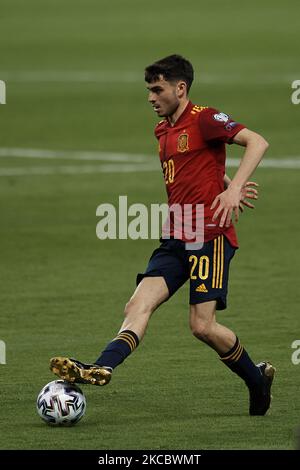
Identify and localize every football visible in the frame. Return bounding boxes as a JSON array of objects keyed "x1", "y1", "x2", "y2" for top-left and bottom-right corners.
[{"x1": 36, "y1": 380, "x2": 86, "y2": 426}]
